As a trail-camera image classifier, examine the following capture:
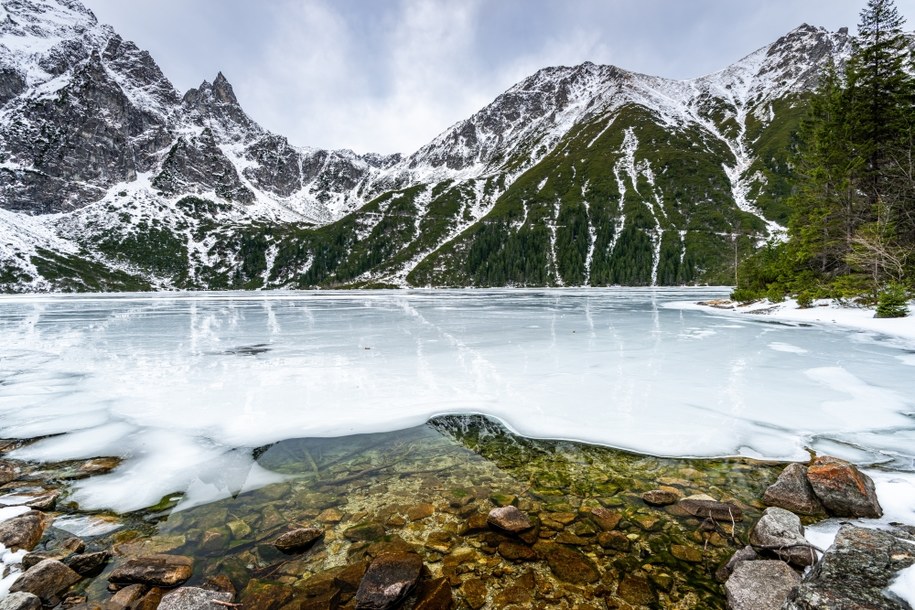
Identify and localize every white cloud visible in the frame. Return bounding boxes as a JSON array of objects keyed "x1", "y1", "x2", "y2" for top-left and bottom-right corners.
[{"x1": 82, "y1": 0, "x2": 903, "y2": 155}]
